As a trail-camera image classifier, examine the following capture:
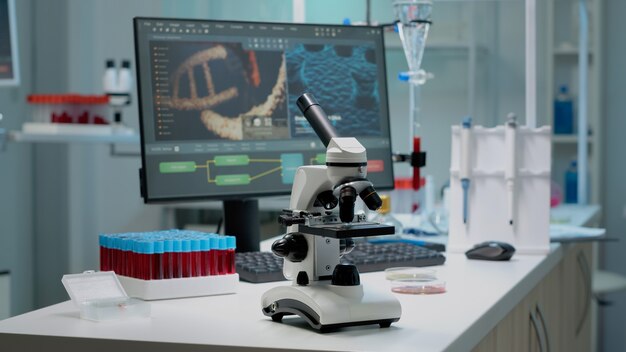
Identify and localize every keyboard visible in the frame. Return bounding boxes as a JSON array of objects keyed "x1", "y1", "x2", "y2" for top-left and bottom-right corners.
[{"x1": 236, "y1": 241, "x2": 446, "y2": 283}]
